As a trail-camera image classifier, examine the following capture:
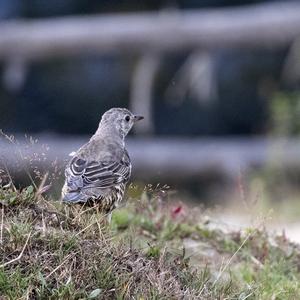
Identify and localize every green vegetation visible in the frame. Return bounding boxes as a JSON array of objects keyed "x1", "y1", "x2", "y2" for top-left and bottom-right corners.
[
  {"x1": 270, "y1": 92, "x2": 300, "y2": 137},
  {"x1": 1, "y1": 184, "x2": 300, "y2": 299}
]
